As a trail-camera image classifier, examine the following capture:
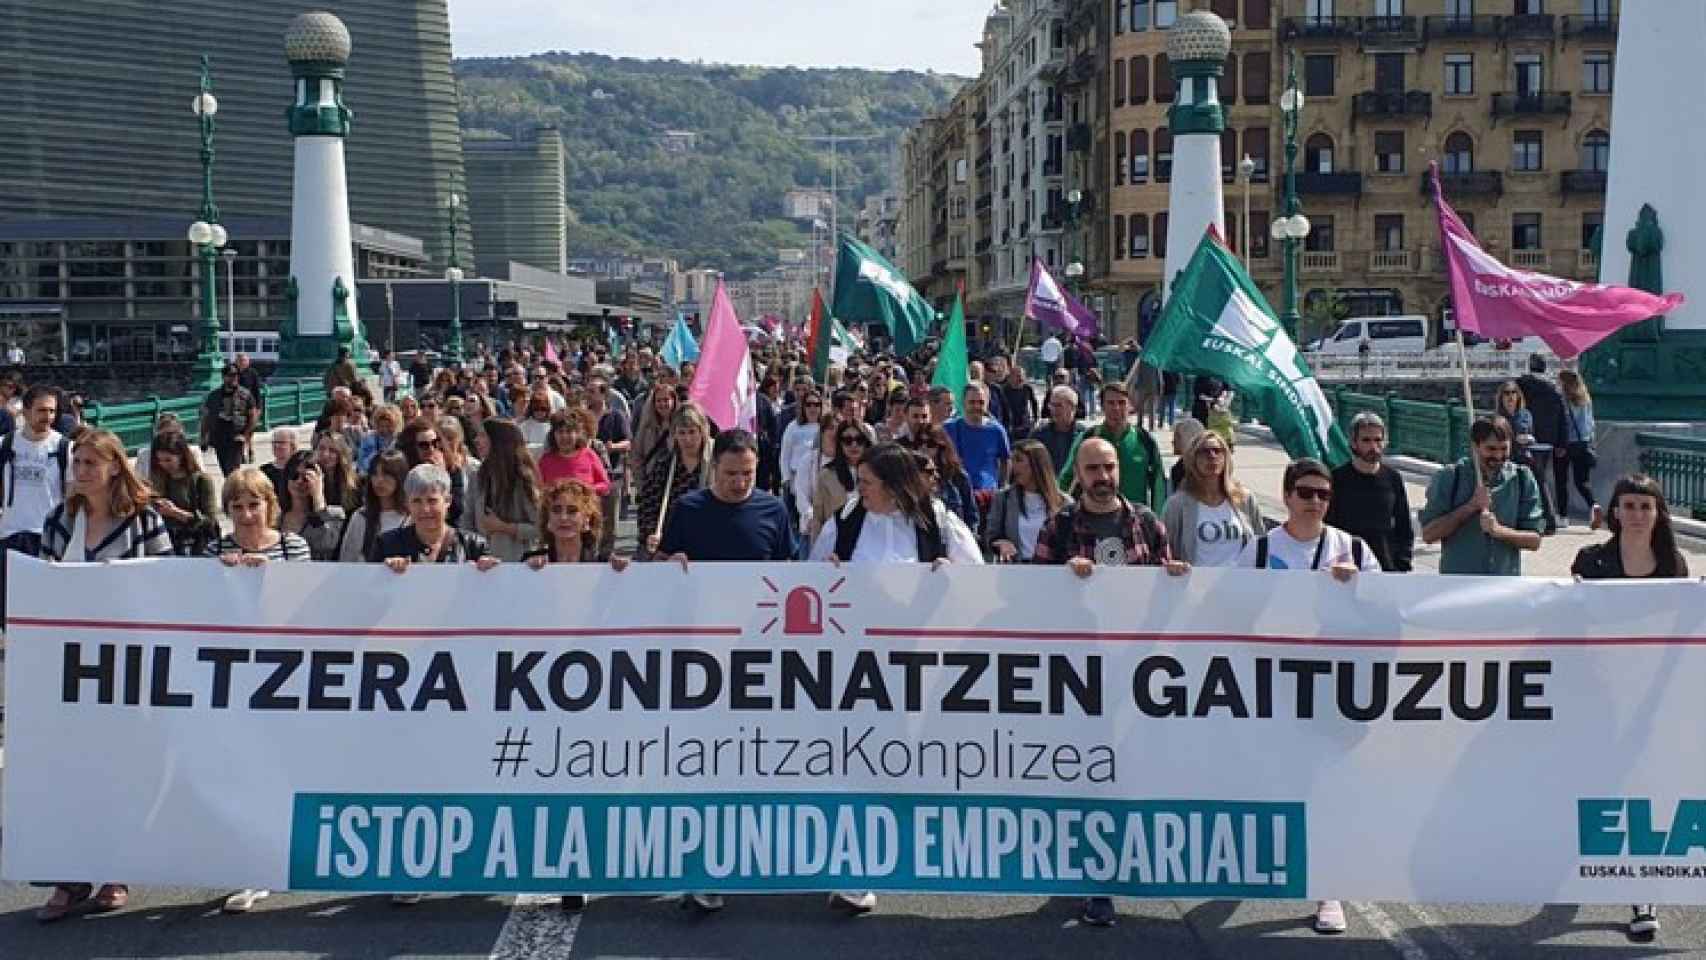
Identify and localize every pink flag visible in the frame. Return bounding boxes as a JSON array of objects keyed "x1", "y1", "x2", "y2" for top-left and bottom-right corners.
[
  {"x1": 542, "y1": 337, "x2": 559, "y2": 364},
  {"x1": 688, "y1": 281, "x2": 757, "y2": 432},
  {"x1": 1431, "y1": 164, "x2": 1682, "y2": 358}
]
